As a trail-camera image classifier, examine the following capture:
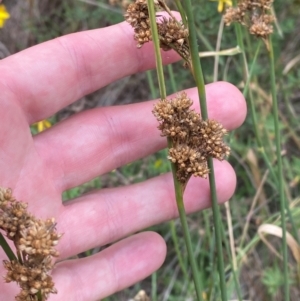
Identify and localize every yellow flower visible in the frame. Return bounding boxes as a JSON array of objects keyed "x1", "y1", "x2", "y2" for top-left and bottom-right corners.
[
  {"x1": 0, "y1": 5, "x2": 10, "y2": 28},
  {"x1": 211, "y1": 0, "x2": 232, "y2": 13},
  {"x1": 35, "y1": 119, "x2": 52, "y2": 132},
  {"x1": 154, "y1": 159, "x2": 163, "y2": 169}
]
